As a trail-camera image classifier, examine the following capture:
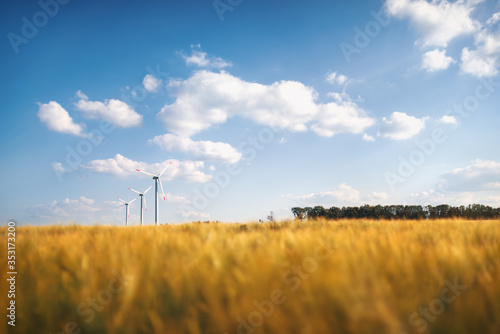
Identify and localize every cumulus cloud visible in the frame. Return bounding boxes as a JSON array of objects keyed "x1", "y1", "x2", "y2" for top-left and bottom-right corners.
[
  {"x1": 487, "y1": 12, "x2": 500, "y2": 26},
  {"x1": 52, "y1": 162, "x2": 66, "y2": 173},
  {"x1": 150, "y1": 134, "x2": 242, "y2": 164},
  {"x1": 37, "y1": 101, "x2": 86, "y2": 137},
  {"x1": 326, "y1": 71, "x2": 349, "y2": 84},
  {"x1": 438, "y1": 115, "x2": 458, "y2": 125},
  {"x1": 439, "y1": 159, "x2": 500, "y2": 192},
  {"x1": 422, "y1": 49, "x2": 456, "y2": 72},
  {"x1": 368, "y1": 192, "x2": 389, "y2": 201},
  {"x1": 28, "y1": 196, "x2": 114, "y2": 219},
  {"x1": 143, "y1": 74, "x2": 162, "y2": 92},
  {"x1": 292, "y1": 183, "x2": 361, "y2": 207},
  {"x1": 378, "y1": 111, "x2": 427, "y2": 140},
  {"x1": 385, "y1": 0, "x2": 500, "y2": 77},
  {"x1": 362, "y1": 133, "x2": 375, "y2": 141},
  {"x1": 74, "y1": 91, "x2": 142, "y2": 127},
  {"x1": 385, "y1": 0, "x2": 481, "y2": 47},
  {"x1": 460, "y1": 26, "x2": 500, "y2": 77},
  {"x1": 411, "y1": 188, "x2": 500, "y2": 207},
  {"x1": 407, "y1": 160, "x2": 500, "y2": 207},
  {"x1": 311, "y1": 99, "x2": 375, "y2": 137},
  {"x1": 82, "y1": 154, "x2": 211, "y2": 183},
  {"x1": 180, "y1": 210, "x2": 210, "y2": 219},
  {"x1": 164, "y1": 193, "x2": 191, "y2": 204},
  {"x1": 180, "y1": 45, "x2": 232, "y2": 69},
  {"x1": 27, "y1": 193, "x2": 193, "y2": 224},
  {"x1": 410, "y1": 188, "x2": 476, "y2": 205},
  {"x1": 157, "y1": 70, "x2": 374, "y2": 138},
  {"x1": 290, "y1": 183, "x2": 390, "y2": 207}
]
